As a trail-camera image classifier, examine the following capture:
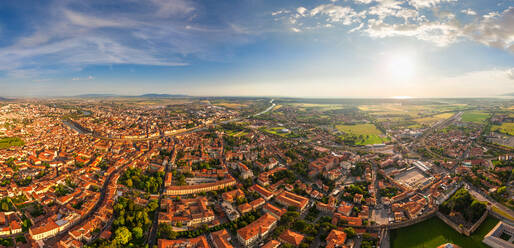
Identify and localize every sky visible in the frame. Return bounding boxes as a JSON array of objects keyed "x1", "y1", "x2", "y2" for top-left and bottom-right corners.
[{"x1": 0, "y1": 0, "x2": 513, "y2": 98}]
